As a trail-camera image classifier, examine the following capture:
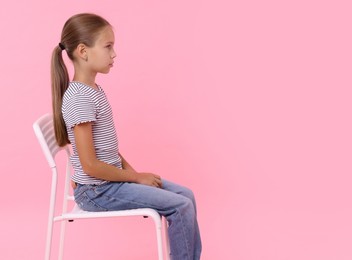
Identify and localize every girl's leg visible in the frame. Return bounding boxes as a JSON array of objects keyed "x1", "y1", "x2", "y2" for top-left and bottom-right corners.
[
  {"x1": 74, "y1": 181, "x2": 201, "y2": 260},
  {"x1": 161, "y1": 180, "x2": 198, "y2": 214},
  {"x1": 161, "y1": 180, "x2": 202, "y2": 259}
]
